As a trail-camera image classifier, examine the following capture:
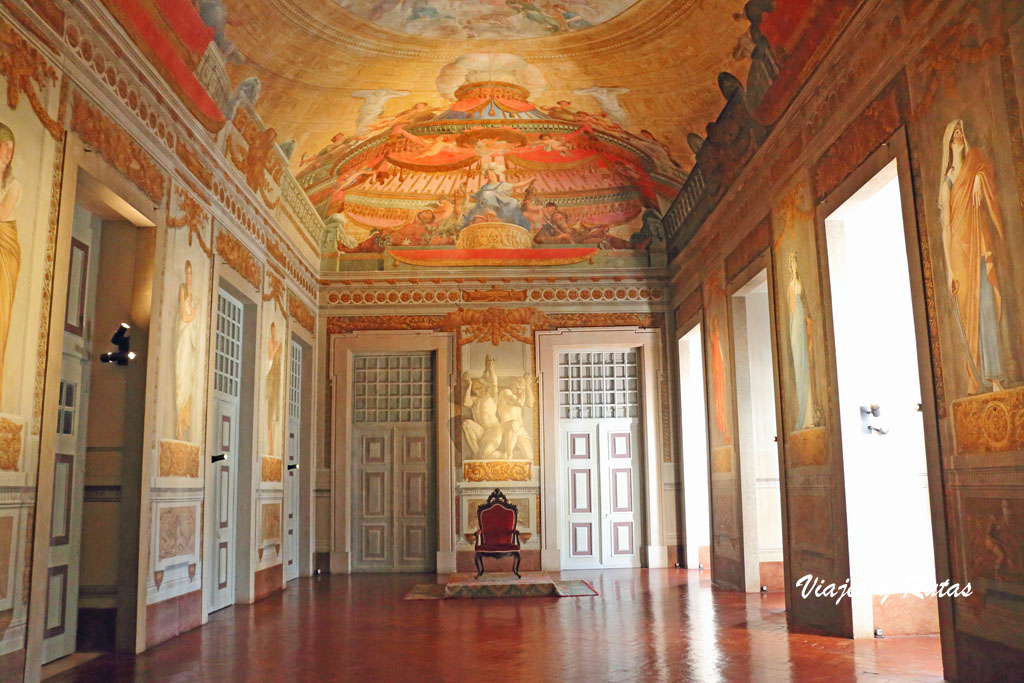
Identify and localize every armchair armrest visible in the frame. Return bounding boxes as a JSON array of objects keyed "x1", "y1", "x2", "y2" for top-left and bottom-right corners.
[{"x1": 464, "y1": 532, "x2": 479, "y2": 547}]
